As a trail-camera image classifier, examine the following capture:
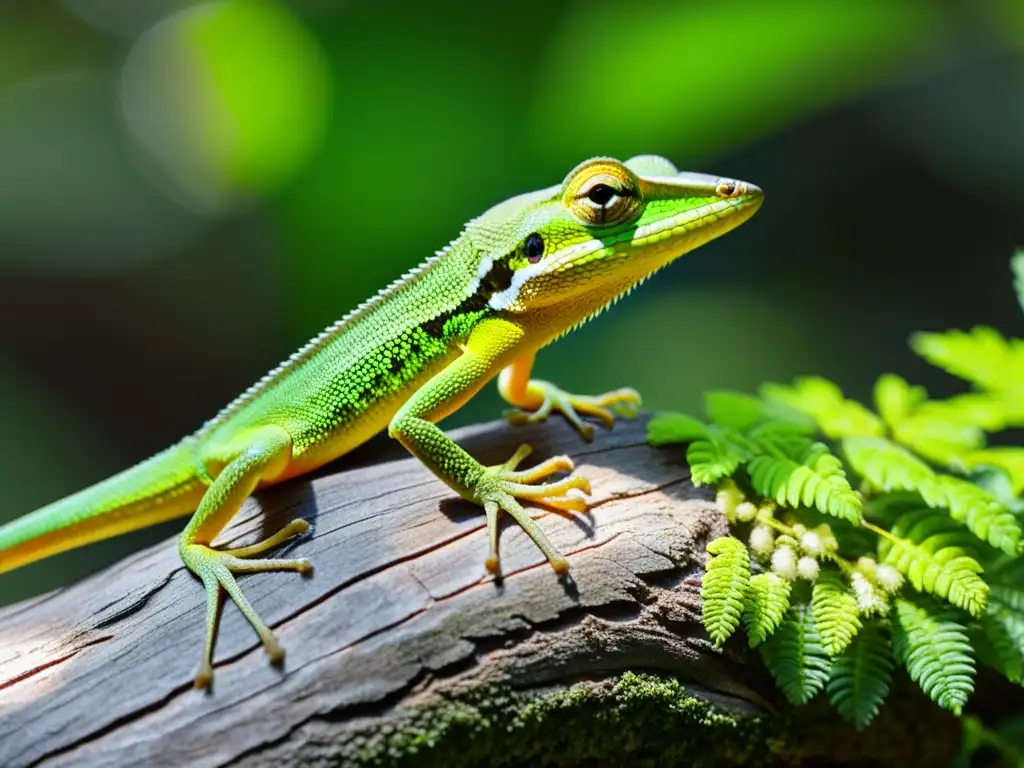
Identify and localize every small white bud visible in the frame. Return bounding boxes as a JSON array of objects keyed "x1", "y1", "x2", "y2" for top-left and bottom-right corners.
[
  {"x1": 851, "y1": 571, "x2": 886, "y2": 615},
  {"x1": 735, "y1": 502, "x2": 758, "y2": 522},
  {"x1": 771, "y1": 546, "x2": 797, "y2": 581},
  {"x1": 792, "y1": 523, "x2": 807, "y2": 538},
  {"x1": 749, "y1": 525, "x2": 775, "y2": 556},
  {"x1": 797, "y1": 556, "x2": 820, "y2": 581},
  {"x1": 875, "y1": 564, "x2": 903, "y2": 593},
  {"x1": 851, "y1": 571, "x2": 872, "y2": 599},
  {"x1": 716, "y1": 482, "x2": 743, "y2": 522},
  {"x1": 800, "y1": 531, "x2": 823, "y2": 556}
]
